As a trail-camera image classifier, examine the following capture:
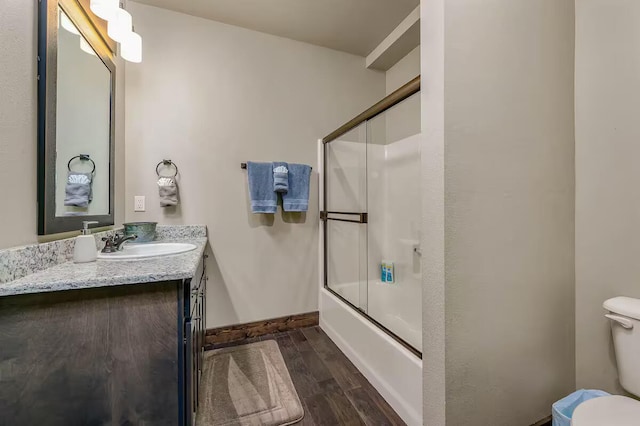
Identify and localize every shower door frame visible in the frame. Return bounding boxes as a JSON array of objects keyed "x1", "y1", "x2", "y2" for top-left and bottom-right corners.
[{"x1": 322, "y1": 76, "x2": 421, "y2": 358}]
